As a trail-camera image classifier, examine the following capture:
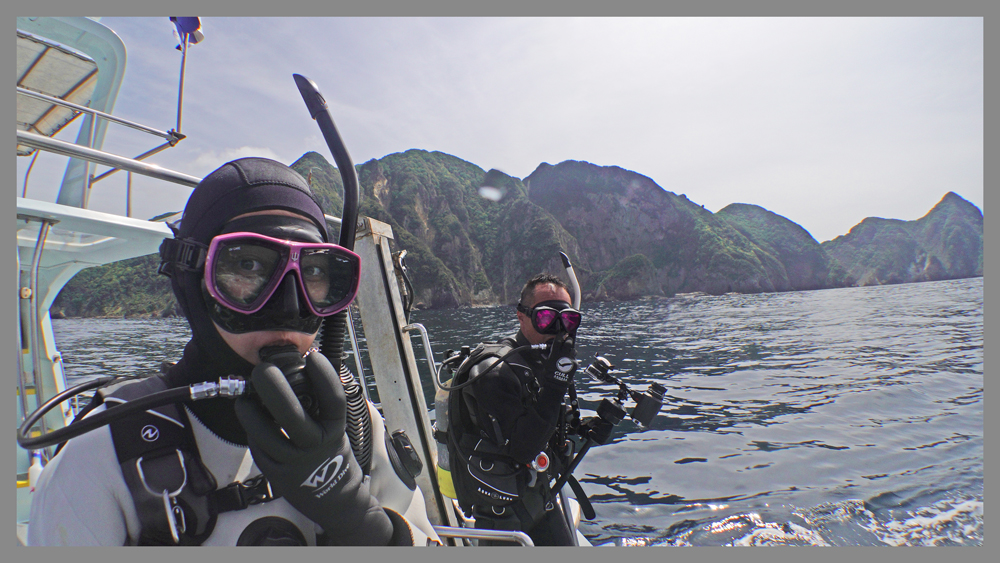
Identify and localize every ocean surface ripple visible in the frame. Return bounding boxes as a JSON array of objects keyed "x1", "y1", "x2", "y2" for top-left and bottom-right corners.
[{"x1": 53, "y1": 277, "x2": 983, "y2": 546}]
